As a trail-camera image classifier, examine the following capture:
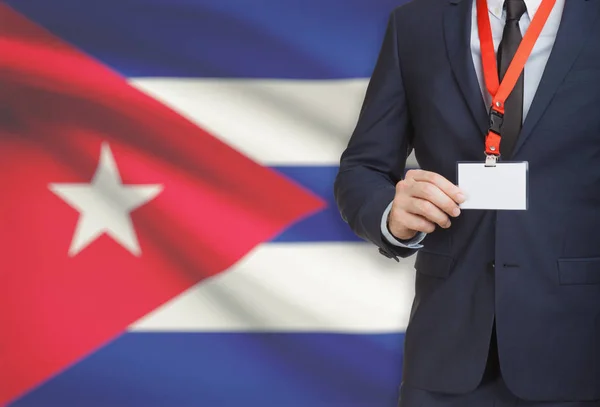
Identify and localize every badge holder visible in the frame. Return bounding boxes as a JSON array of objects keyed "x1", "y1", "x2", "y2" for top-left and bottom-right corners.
[
  {"x1": 457, "y1": 108, "x2": 529, "y2": 211},
  {"x1": 456, "y1": 161, "x2": 529, "y2": 211}
]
